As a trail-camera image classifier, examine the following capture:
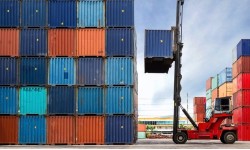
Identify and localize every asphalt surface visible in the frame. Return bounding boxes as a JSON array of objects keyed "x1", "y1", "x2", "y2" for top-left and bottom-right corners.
[{"x1": 1, "y1": 139, "x2": 250, "y2": 149}]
